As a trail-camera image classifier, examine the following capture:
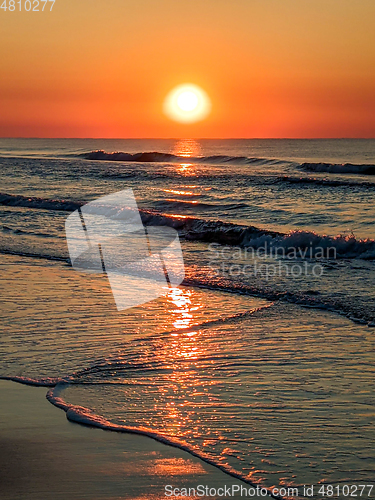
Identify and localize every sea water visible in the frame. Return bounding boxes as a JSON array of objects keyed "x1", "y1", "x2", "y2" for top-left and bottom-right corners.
[{"x1": 0, "y1": 139, "x2": 374, "y2": 495}]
